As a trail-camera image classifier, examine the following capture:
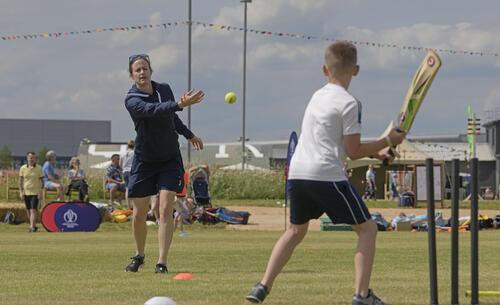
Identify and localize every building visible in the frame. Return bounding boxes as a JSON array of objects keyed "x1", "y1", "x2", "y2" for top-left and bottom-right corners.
[{"x1": 0, "y1": 118, "x2": 110, "y2": 168}]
